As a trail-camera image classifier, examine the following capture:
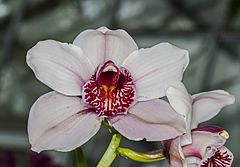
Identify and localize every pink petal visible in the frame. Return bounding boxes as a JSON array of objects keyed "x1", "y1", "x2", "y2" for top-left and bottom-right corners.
[
  {"x1": 122, "y1": 43, "x2": 189, "y2": 101},
  {"x1": 27, "y1": 40, "x2": 95, "y2": 96},
  {"x1": 108, "y1": 99, "x2": 186, "y2": 141},
  {"x1": 166, "y1": 82, "x2": 193, "y2": 146},
  {"x1": 166, "y1": 137, "x2": 185, "y2": 167},
  {"x1": 73, "y1": 27, "x2": 138, "y2": 68},
  {"x1": 28, "y1": 92, "x2": 101, "y2": 153},
  {"x1": 191, "y1": 90, "x2": 235, "y2": 128}
]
